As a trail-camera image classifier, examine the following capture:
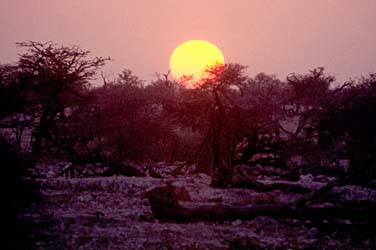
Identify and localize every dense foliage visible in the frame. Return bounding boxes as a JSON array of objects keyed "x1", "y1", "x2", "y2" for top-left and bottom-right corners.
[{"x1": 1, "y1": 42, "x2": 375, "y2": 186}]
